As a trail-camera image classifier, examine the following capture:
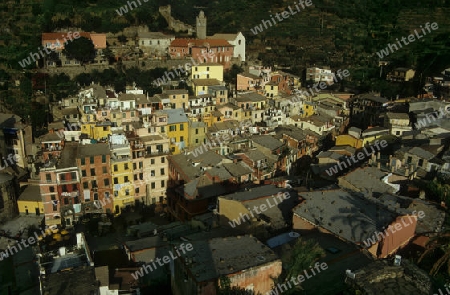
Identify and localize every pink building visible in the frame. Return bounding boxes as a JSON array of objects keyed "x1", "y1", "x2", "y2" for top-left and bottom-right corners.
[{"x1": 169, "y1": 38, "x2": 234, "y2": 69}]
